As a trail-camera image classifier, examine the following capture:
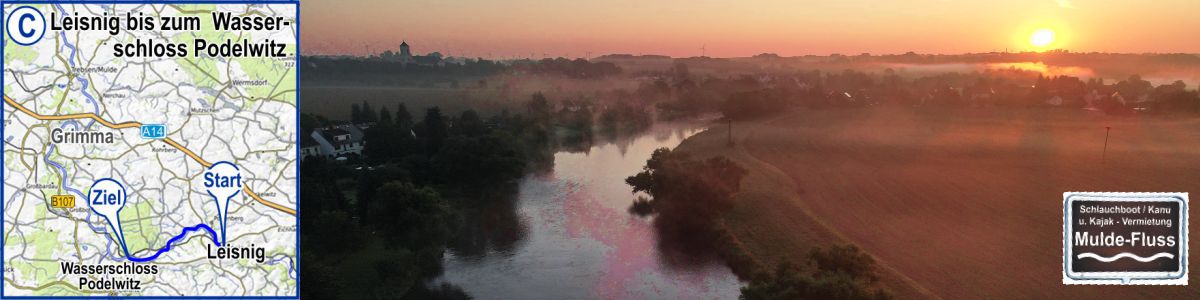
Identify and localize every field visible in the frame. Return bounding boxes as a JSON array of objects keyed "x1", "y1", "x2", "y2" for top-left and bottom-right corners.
[
  {"x1": 301, "y1": 85, "x2": 512, "y2": 120},
  {"x1": 676, "y1": 106, "x2": 1200, "y2": 298},
  {"x1": 300, "y1": 75, "x2": 639, "y2": 120}
]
